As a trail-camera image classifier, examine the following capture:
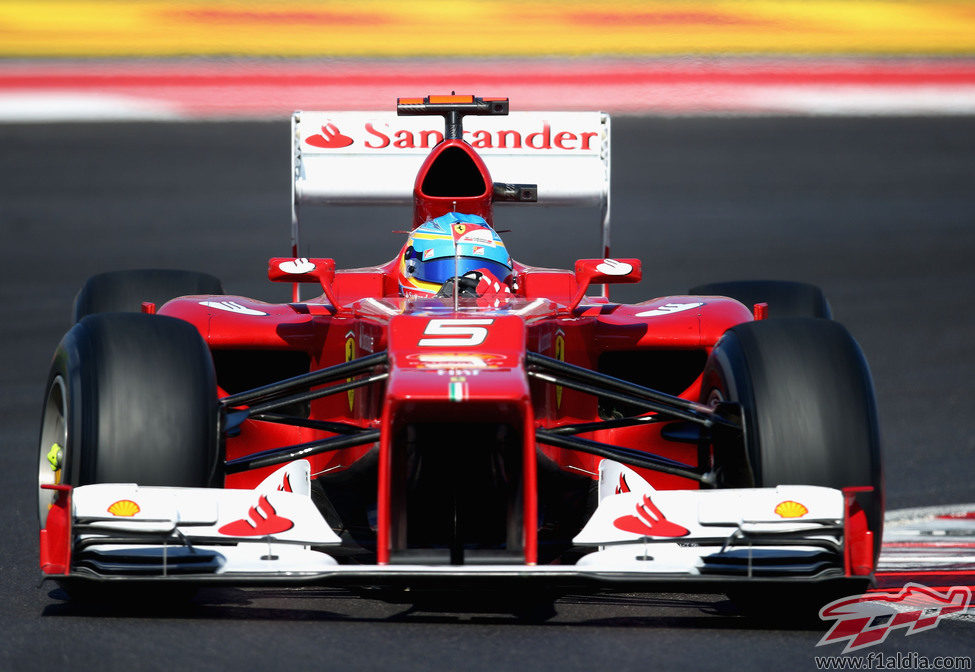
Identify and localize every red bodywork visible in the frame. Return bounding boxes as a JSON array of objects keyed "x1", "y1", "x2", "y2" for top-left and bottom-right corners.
[{"x1": 157, "y1": 101, "x2": 755, "y2": 567}]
